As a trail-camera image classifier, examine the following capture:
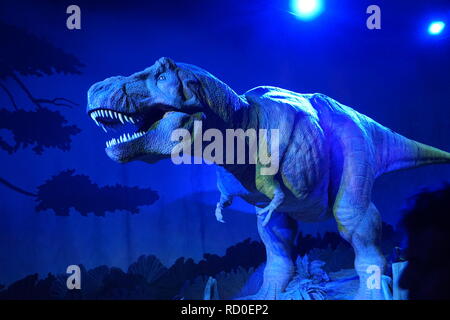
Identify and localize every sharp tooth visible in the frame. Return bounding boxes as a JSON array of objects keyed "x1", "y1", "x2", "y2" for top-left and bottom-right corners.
[
  {"x1": 127, "y1": 133, "x2": 131, "y2": 140},
  {"x1": 129, "y1": 117, "x2": 135, "y2": 124},
  {"x1": 113, "y1": 112, "x2": 118, "y2": 119},
  {"x1": 102, "y1": 125, "x2": 107, "y2": 133},
  {"x1": 106, "y1": 141, "x2": 109, "y2": 147},
  {"x1": 118, "y1": 113, "x2": 124, "y2": 124},
  {"x1": 91, "y1": 113, "x2": 99, "y2": 126},
  {"x1": 108, "y1": 110, "x2": 113, "y2": 118},
  {"x1": 124, "y1": 115, "x2": 129, "y2": 123}
]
